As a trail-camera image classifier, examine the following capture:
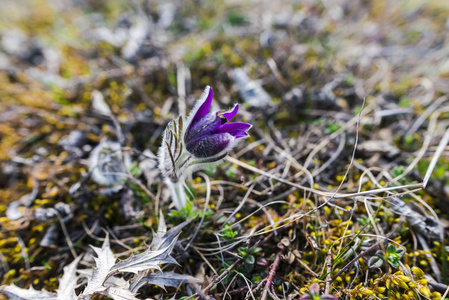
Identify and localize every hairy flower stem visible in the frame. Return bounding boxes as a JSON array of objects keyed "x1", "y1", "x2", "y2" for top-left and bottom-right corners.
[{"x1": 166, "y1": 179, "x2": 187, "y2": 210}]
